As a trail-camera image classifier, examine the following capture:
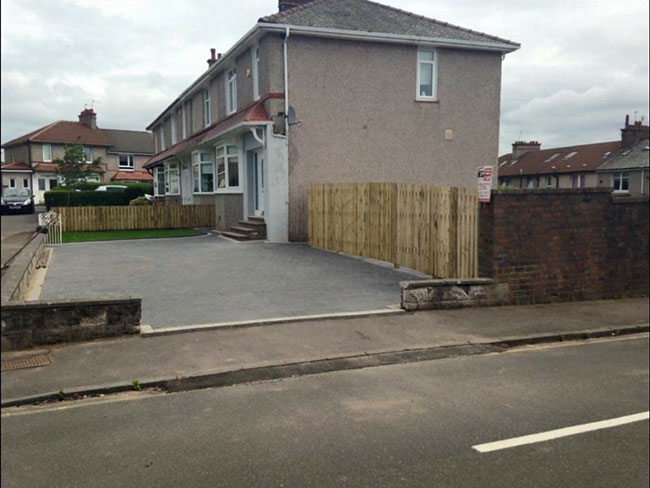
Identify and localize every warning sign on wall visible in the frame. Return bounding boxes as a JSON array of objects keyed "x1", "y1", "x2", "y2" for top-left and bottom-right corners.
[{"x1": 477, "y1": 166, "x2": 493, "y2": 203}]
